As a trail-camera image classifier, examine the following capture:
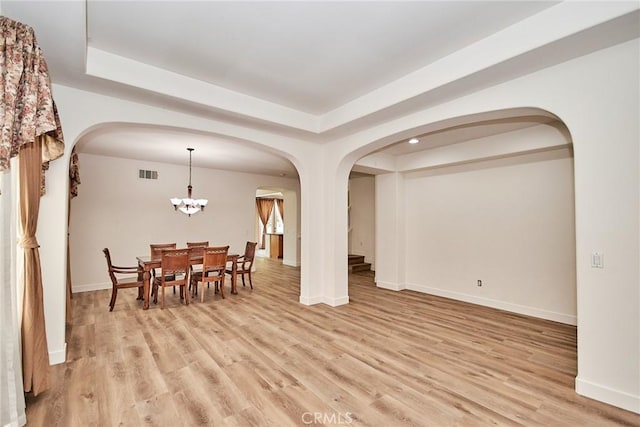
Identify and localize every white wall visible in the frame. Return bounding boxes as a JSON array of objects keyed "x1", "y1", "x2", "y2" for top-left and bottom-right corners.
[
  {"x1": 70, "y1": 153, "x2": 299, "y2": 291},
  {"x1": 368, "y1": 39, "x2": 639, "y2": 412},
  {"x1": 349, "y1": 176, "x2": 375, "y2": 268},
  {"x1": 403, "y1": 147, "x2": 576, "y2": 324},
  {"x1": 282, "y1": 189, "x2": 300, "y2": 267}
]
